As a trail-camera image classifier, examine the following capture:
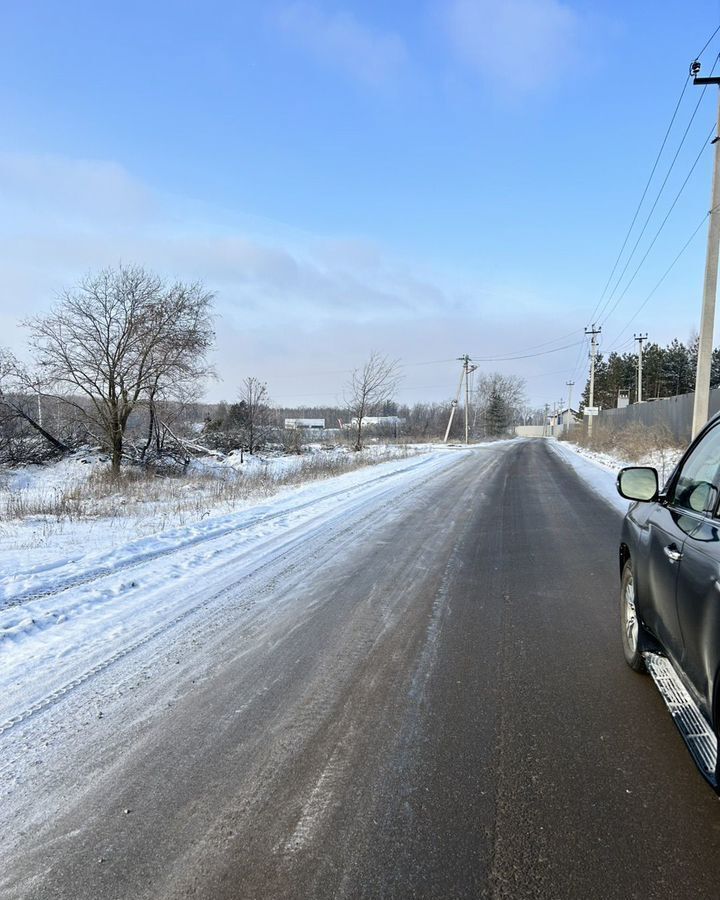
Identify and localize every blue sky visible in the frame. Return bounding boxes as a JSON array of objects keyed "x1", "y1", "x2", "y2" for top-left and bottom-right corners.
[{"x1": 2, "y1": 0, "x2": 720, "y2": 409}]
